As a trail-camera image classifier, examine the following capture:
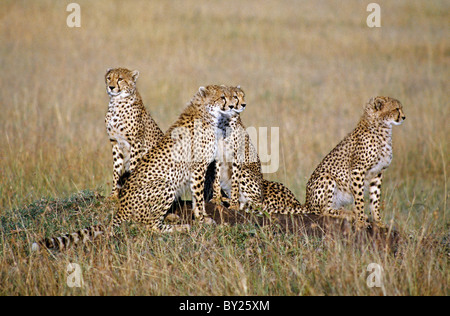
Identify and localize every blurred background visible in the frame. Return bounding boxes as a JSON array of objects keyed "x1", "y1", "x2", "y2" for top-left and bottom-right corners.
[{"x1": 0, "y1": 0, "x2": 448, "y2": 227}]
